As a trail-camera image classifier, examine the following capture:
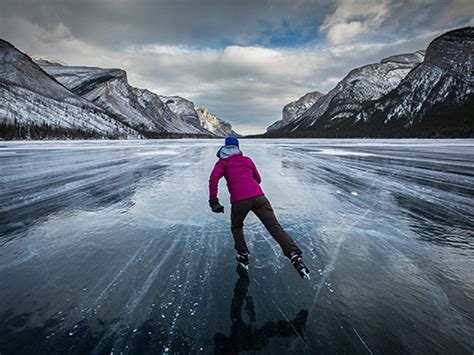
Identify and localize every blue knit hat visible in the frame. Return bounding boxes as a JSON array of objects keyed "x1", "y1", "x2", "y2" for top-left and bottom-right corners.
[{"x1": 225, "y1": 135, "x2": 239, "y2": 147}]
